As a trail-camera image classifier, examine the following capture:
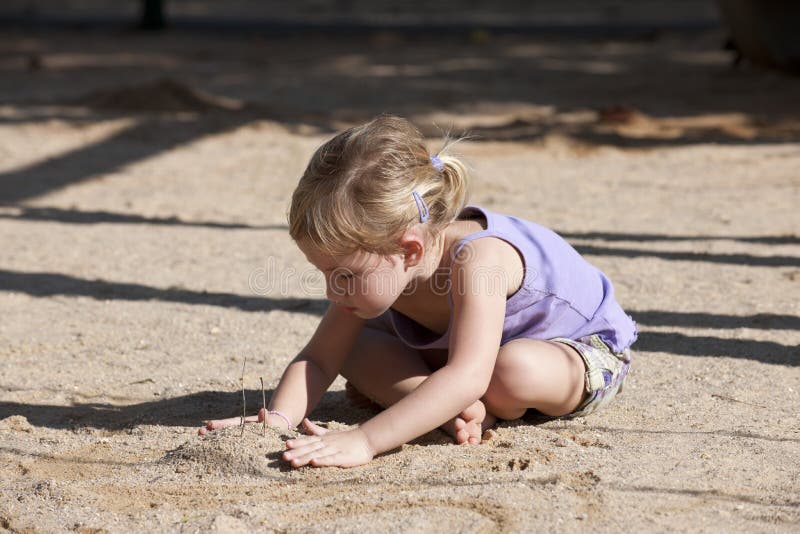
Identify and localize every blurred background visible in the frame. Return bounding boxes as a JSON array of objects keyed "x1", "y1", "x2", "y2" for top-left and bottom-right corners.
[
  {"x1": 1, "y1": 0, "x2": 799, "y2": 206},
  {"x1": 1, "y1": 0, "x2": 725, "y2": 29}
]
